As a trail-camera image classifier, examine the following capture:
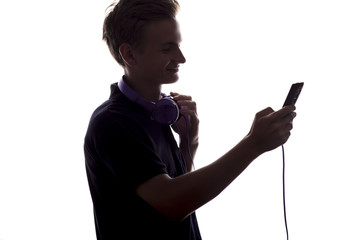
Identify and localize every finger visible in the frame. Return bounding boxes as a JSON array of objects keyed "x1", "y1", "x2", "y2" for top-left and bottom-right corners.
[
  {"x1": 276, "y1": 112, "x2": 295, "y2": 131},
  {"x1": 171, "y1": 93, "x2": 192, "y2": 101},
  {"x1": 177, "y1": 100, "x2": 197, "y2": 111},
  {"x1": 180, "y1": 108, "x2": 198, "y2": 117},
  {"x1": 281, "y1": 131, "x2": 291, "y2": 145},
  {"x1": 170, "y1": 92, "x2": 179, "y2": 97},
  {"x1": 285, "y1": 122, "x2": 293, "y2": 131},
  {"x1": 285, "y1": 111, "x2": 297, "y2": 121},
  {"x1": 269, "y1": 105, "x2": 296, "y2": 120},
  {"x1": 179, "y1": 109, "x2": 199, "y2": 123},
  {"x1": 256, "y1": 107, "x2": 274, "y2": 118}
]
